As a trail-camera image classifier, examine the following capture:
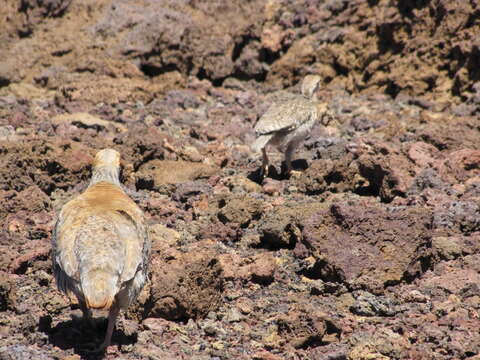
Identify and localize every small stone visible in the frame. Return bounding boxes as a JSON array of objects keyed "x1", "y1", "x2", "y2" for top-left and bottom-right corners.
[
  {"x1": 142, "y1": 318, "x2": 171, "y2": 333},
  {"x1": 262, "y1": 178, "x2": 284, "y2": 195},
  {"x1": 403, "y1": 290, "x2": 430, "y2": 303},
  {"x1": 51, "y1": 112, "x2": 128, "y2": 133},
  {"x1": 223, "y1": 175, "x2": 262, "y2": 193},
  {"x1": 225, "y1": 308, "x2": 242, "y2": 323},
  {"x1": 182, "y1": 146, "x2": 203, "y2": 162},
  {"x1": 432, "y1": 236, "x2": 462, "y2": 260},
  {"x1": 61, "y1": 355, "x2": 81, "y2": 360},
  {"x1": 149, "y1": 224, "x2": 180, "y2": 252},
  {"x1": 350, "y1": 291, "x2": 398, "y2": 317},
  {"x1": 250, "y1": 254, "x2": 276, "y2": 285},
  {"x1": 203, "y1": 321, "x2": 219, "y2": 336},
  {"x1": 240, "y1": 233, "x2": 262, "y2": 248},
  {"x1": 252, "y1": 350, "x2": 284, "y2": 360},
  {"x1": 211, "y1": 341, "x2": 225, "y2": 350},
  {"x1": 236, "y1": 298, "x2": 254, "y2": 314}
]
